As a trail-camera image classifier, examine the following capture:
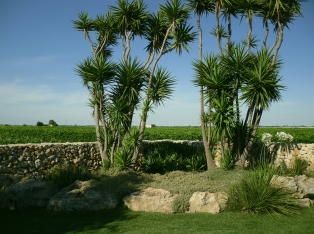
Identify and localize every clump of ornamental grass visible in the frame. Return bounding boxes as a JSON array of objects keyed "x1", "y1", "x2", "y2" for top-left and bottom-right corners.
[
  {"x1": 227, "y1": 164, "x2": 300, "y2": 218},
  {"x1": 45, "y1": 163, "x2": 93, "y2": 189}
]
